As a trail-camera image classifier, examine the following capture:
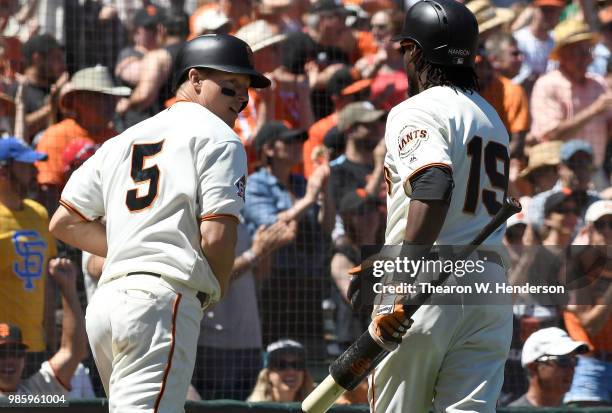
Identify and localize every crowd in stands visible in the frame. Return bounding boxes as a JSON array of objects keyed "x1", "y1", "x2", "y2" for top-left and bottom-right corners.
[{"x1": 0, "y1": 0, "x2": 610, "y2": 408}]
